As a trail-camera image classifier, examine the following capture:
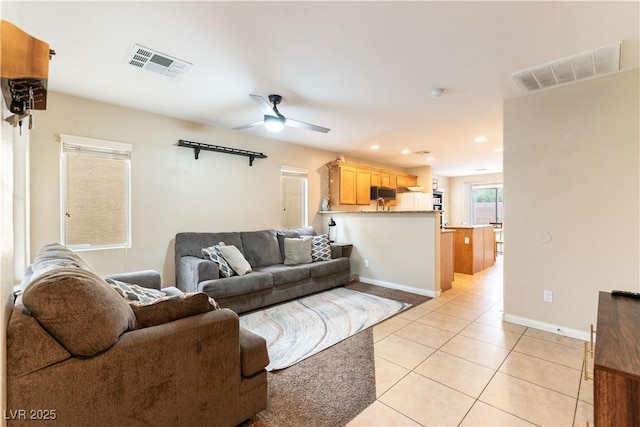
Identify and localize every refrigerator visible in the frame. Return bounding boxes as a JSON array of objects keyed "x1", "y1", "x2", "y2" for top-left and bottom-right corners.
[{"x1": 395, "y1": 192, "x2": 433, "y2": 211}]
